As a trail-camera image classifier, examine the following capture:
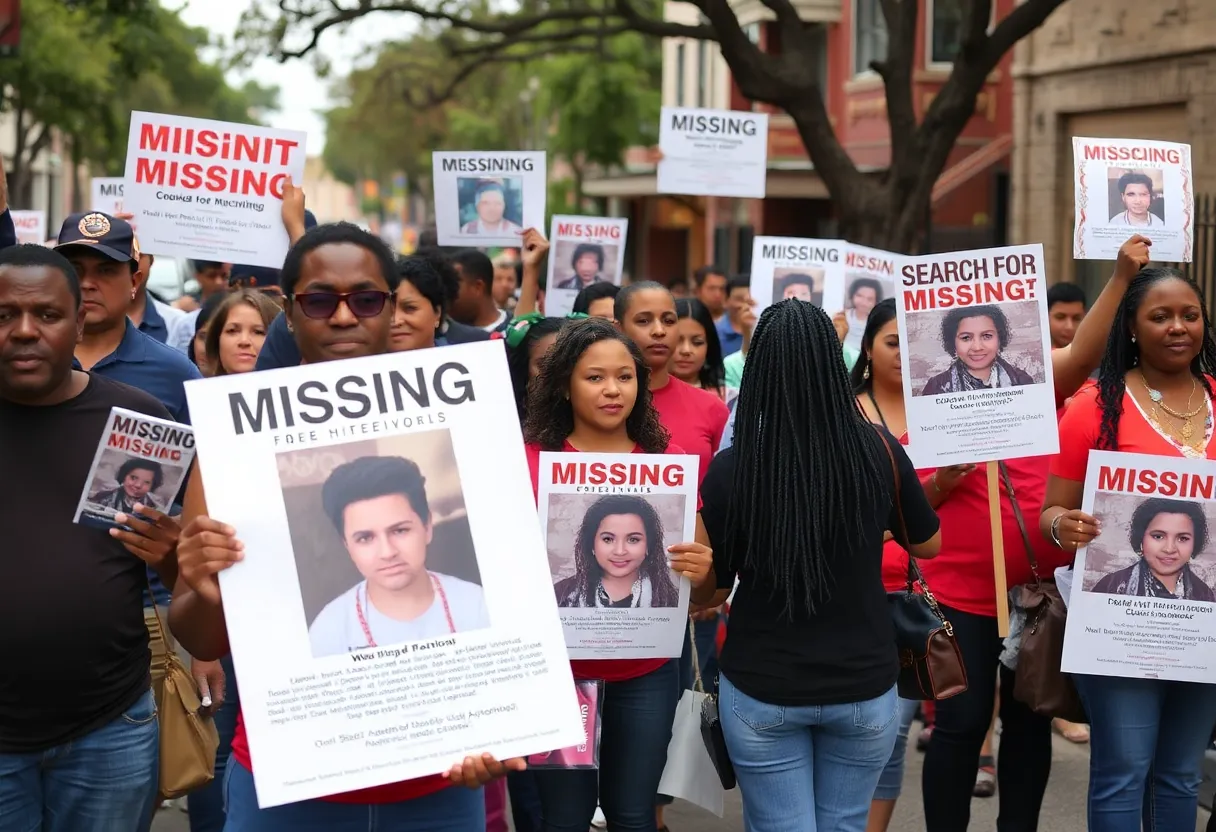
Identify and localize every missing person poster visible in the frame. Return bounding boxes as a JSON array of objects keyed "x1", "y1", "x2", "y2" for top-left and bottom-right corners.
[
  {"x1": 12, "y1": 209, "x2": 45, "y2": 245},
  {"x1": 431, "y1": 152, "x2": 546, "y2": 247},
  {"x1": 1062, "y1": 451, "x2": 1216, "y2": 684},
  {"x1": 73, "y1": 407, "x2": 195, "y2": 530},
  {"x1": 184, "y1": 341, "x2": 582, "y2": 807},
  {"x1": 657, "y1": 107, "x2": 769, "y2": 199},
  {"x1": 536, "y1": 452, "x2": 697, "y2": 659},
  {"x1": 841, "y1": 244, "x2": 897, "y2": 352},
  {"x1": 748, "y1": 236, "x2": 845, "y2": 315},
  {"x1": 896, "y1": 244, "x2": 1057, "y2": 468},
  {"x1": 122, "y1": 111, "x2": 308, "y2": 268},
  {"x1": 91, "y1": 177, "x2": 125, "y2": 215},
  {"x1": 544, "y1": 215, "x2": 629, "y2": 318},
  {"x1": 1072, "y1": 137, "x2": 1193, "y2": 262}
]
